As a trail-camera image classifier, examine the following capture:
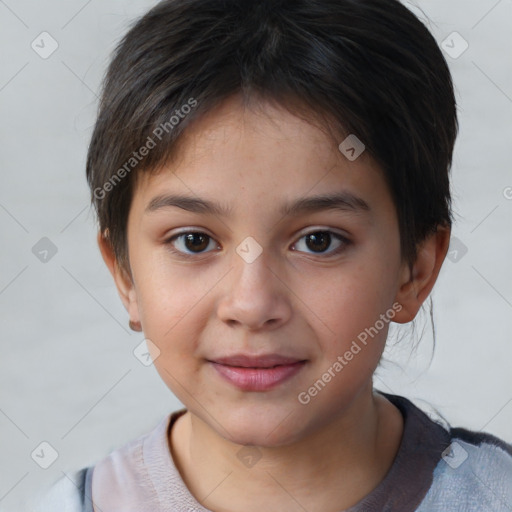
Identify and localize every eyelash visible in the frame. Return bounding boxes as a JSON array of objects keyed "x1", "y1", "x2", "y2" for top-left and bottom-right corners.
[{"x1": 164, "y1": 229, "x2": 351, "y2": 259}]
